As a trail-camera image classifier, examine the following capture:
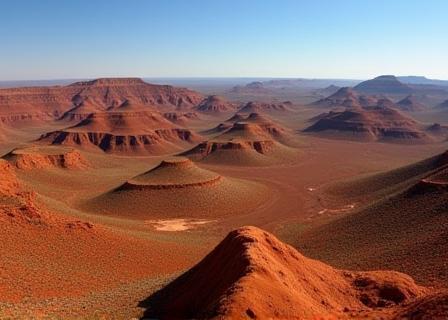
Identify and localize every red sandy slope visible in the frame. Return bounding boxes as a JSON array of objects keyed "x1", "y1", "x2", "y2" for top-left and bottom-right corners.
[{"x1": 143, "y1": 226, "x2": 429, "y2": 319}]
